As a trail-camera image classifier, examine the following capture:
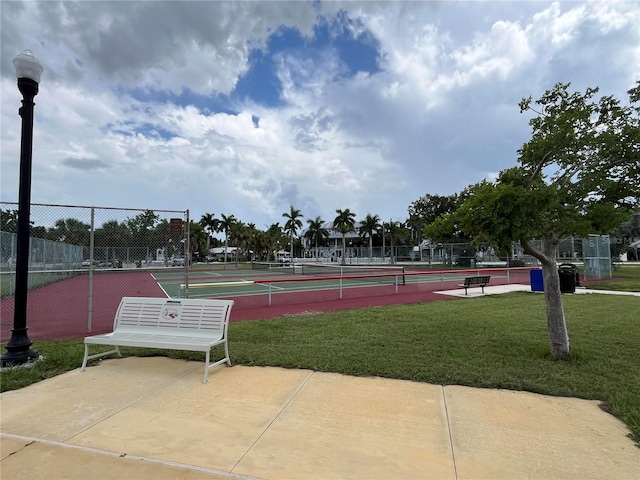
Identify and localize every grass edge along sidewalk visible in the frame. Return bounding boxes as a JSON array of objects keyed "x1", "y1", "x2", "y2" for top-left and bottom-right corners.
[{"x1": 2, "y1": 292, "x2": 639, "y2": 446}]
